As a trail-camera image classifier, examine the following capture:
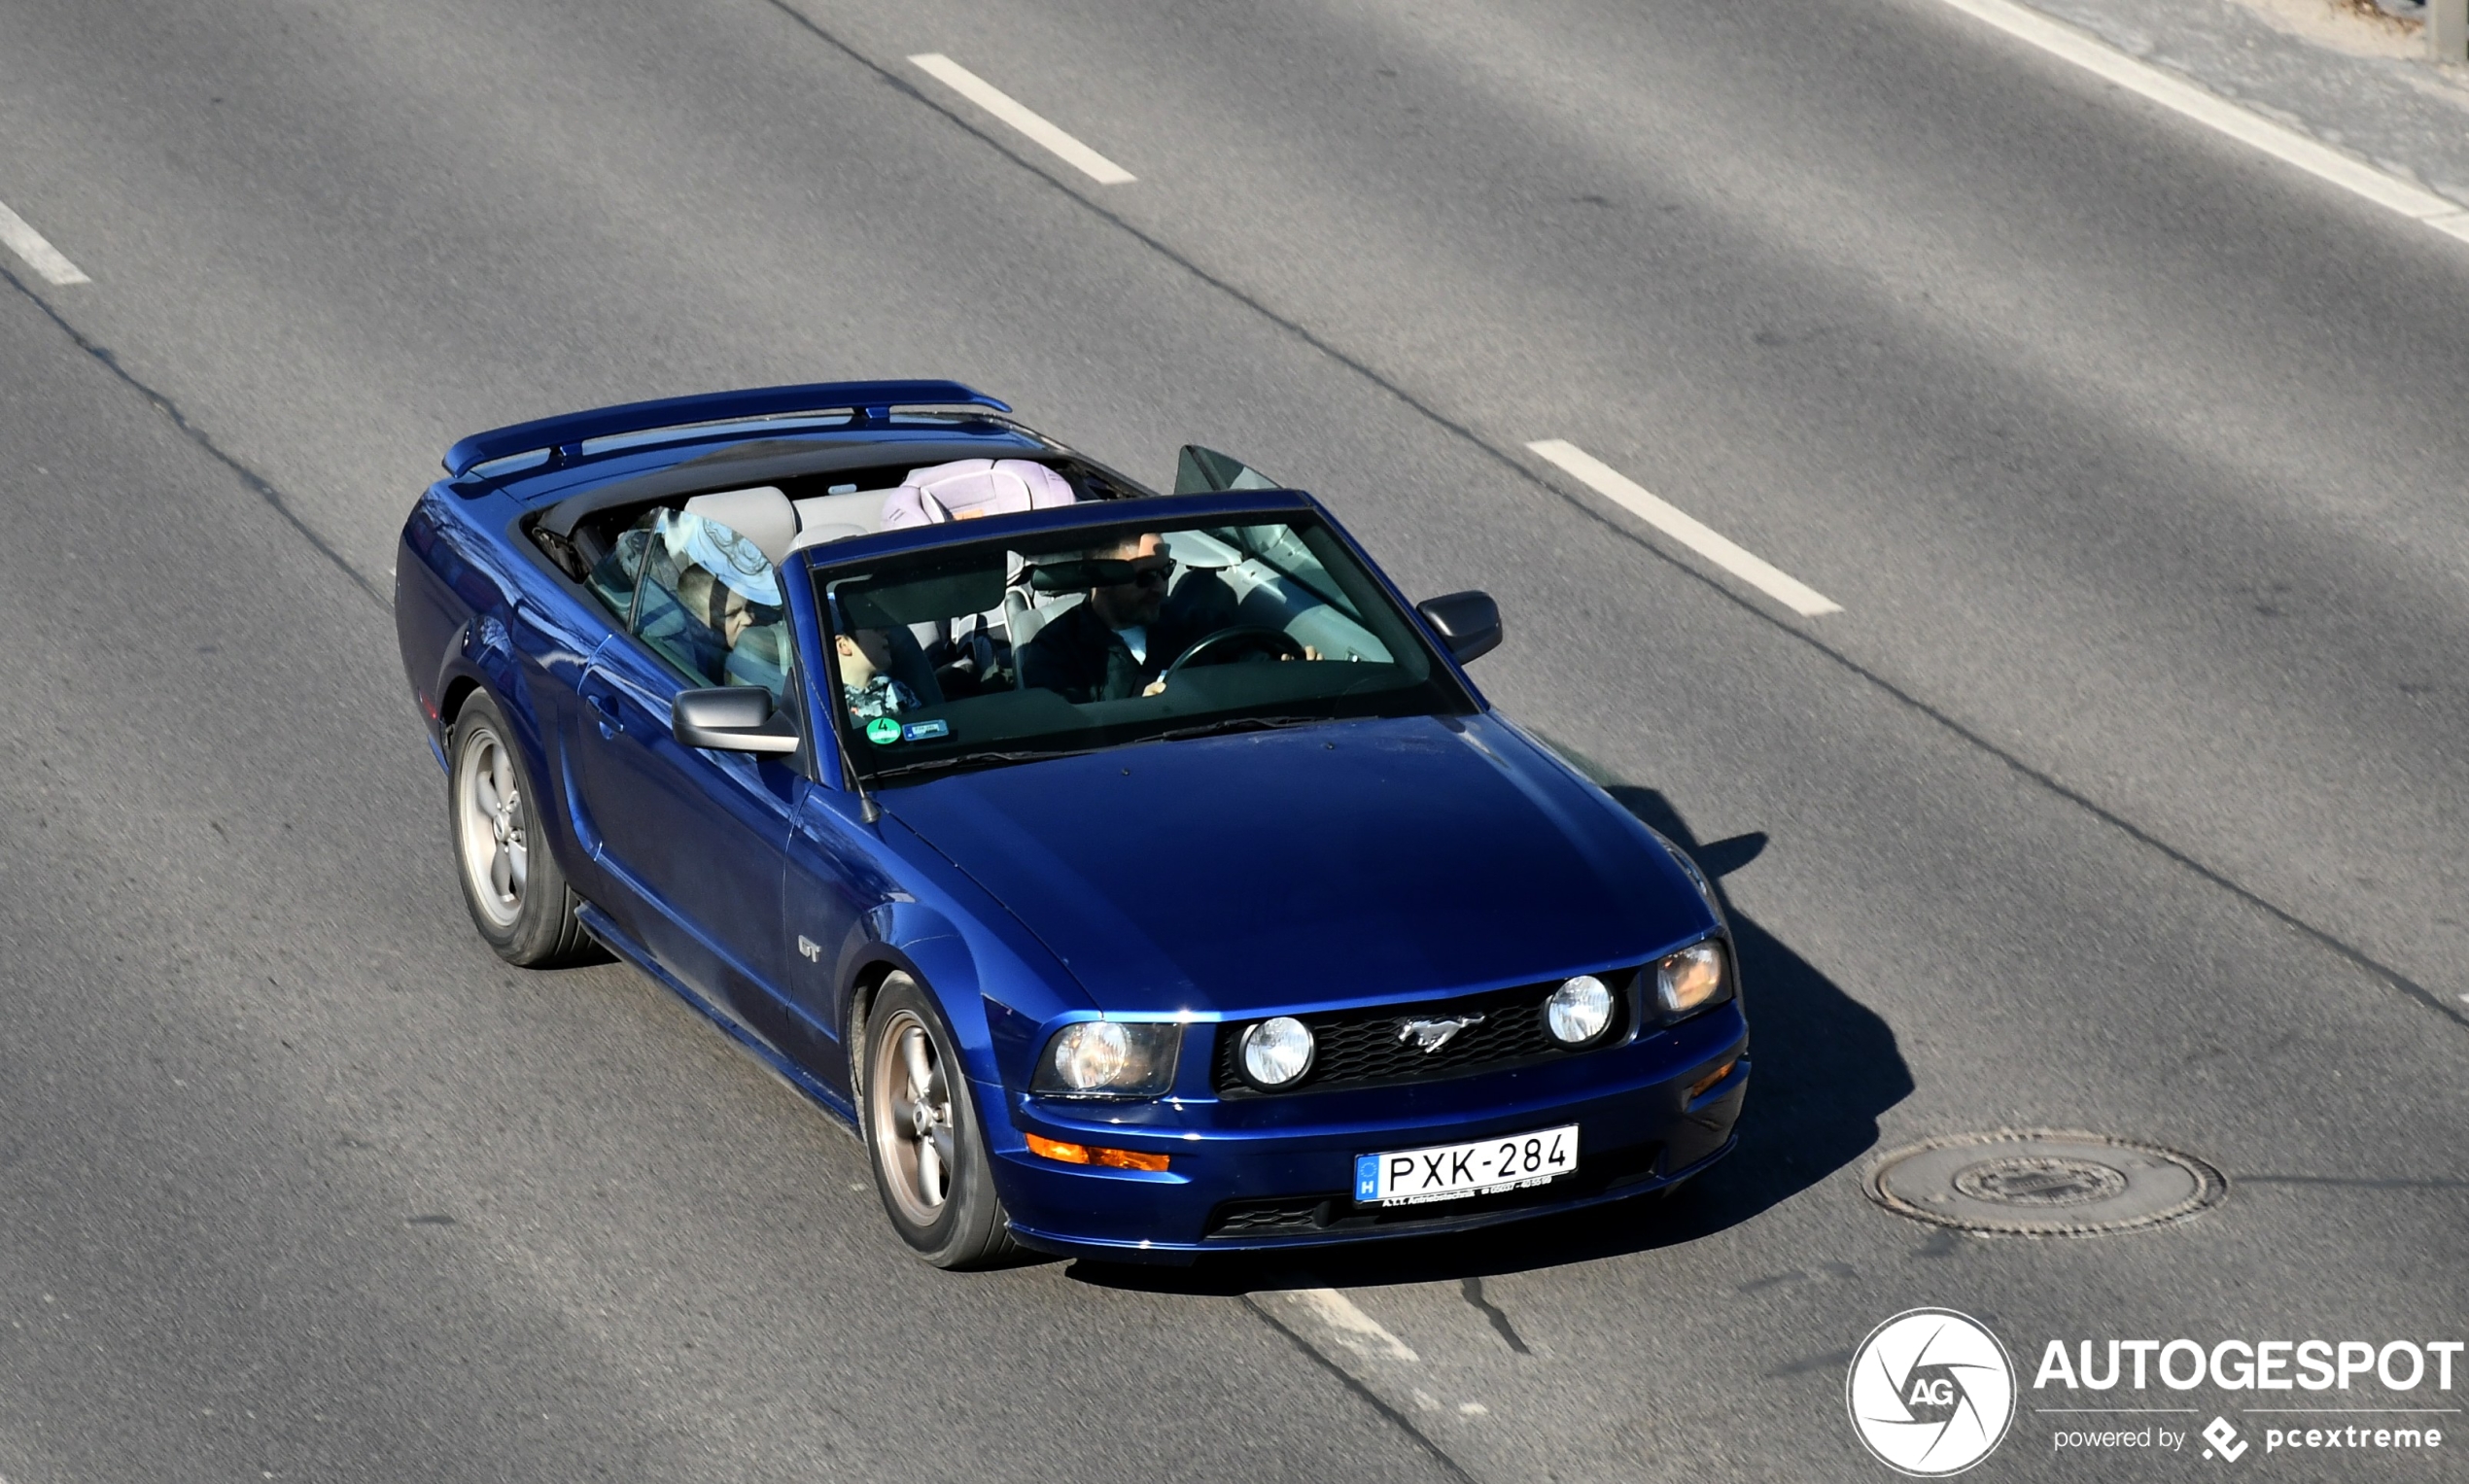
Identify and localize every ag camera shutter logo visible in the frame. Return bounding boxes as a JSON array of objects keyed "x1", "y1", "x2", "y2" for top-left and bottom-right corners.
[{"x1": 1847, "y1": 1308, "x2": 2018, "y2": 1475}]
